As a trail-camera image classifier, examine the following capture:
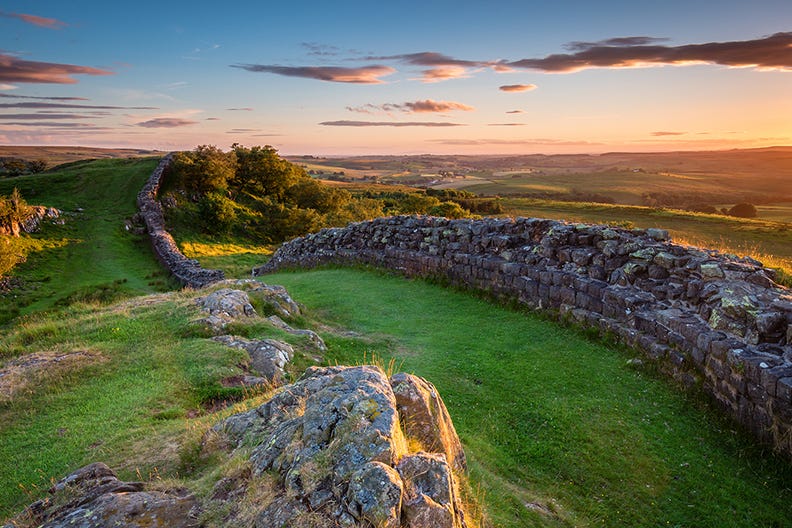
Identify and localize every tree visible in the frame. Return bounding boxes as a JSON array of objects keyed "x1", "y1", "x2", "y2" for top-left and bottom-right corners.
[
  {"x1": 171, "y1": 145, "x2": 235, "y2": 195},
  {"x1": 231, "y1": 144, "x2": 308, "y2": 200},
  {"x1": 728, "y1": 203, "x2": 757, "y2": 218},
  {"x1": 429, "y1": 201, "x2": 469, "y2": 219},
  {"x1": 0, "y1": 188, "x2": 31, "y2": 235}
]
